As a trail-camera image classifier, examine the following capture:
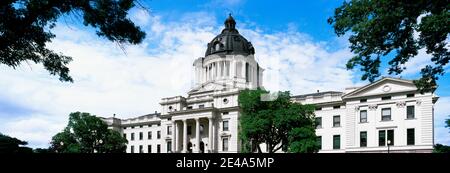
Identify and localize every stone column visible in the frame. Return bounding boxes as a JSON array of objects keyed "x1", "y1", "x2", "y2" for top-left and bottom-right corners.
[
  {"x1": 195, "y1": 118, "x2": 200, "y2": 153},
  {"x1": 208, "y1": 117, "x2": 213, "y2": 153},
  {"x1": 172, "y1": 121, "x2": 176, "y2": 153},
  {"x1": 182, "y1": 119, "x2": 187, "y2": 153}
]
